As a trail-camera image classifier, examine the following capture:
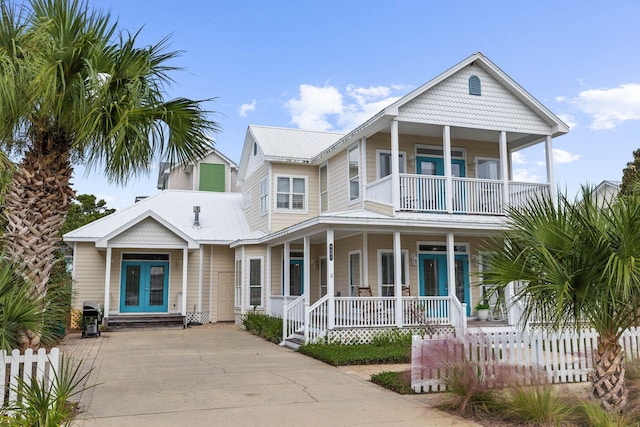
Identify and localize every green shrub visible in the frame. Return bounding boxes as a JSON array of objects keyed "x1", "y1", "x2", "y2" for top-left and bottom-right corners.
[
  {"x1": 371, "y1": 371, "x2": 414, "y2": 394},
  {"x1": 299, "y1": 341, "x2": 410, "y2": 366},
  {"x1": 241, "y1": 312, "x2": 283, "y2": 344},
  {"x1": 502, "y1": 384, "x2": 575, "y2": 426},
  {"x1": 370, "y1": 329, "x2": 412, "y2": 346},
  {"x1": 575, "y1": 401, "x2": 635, "y2": 427}
]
